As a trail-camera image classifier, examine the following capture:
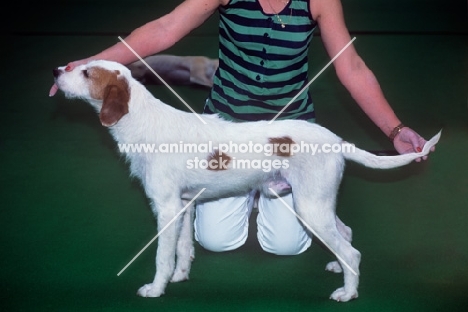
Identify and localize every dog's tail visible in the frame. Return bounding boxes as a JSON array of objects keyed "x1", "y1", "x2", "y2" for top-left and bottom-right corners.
[{"x1": 342, "y1": 130, "x2": 441, "y2": 169}]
